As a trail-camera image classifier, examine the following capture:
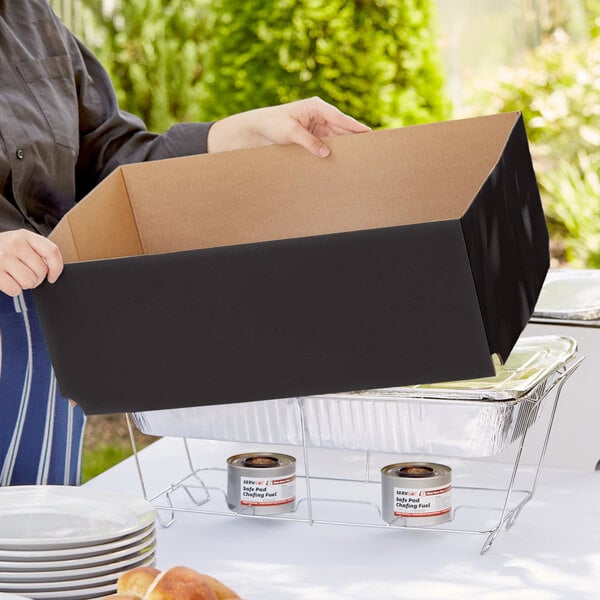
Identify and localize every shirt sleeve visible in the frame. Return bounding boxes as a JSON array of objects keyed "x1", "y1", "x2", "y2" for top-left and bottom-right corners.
[{"x1": 63, "y1": 25, "x2": 213, "y2": 198}]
